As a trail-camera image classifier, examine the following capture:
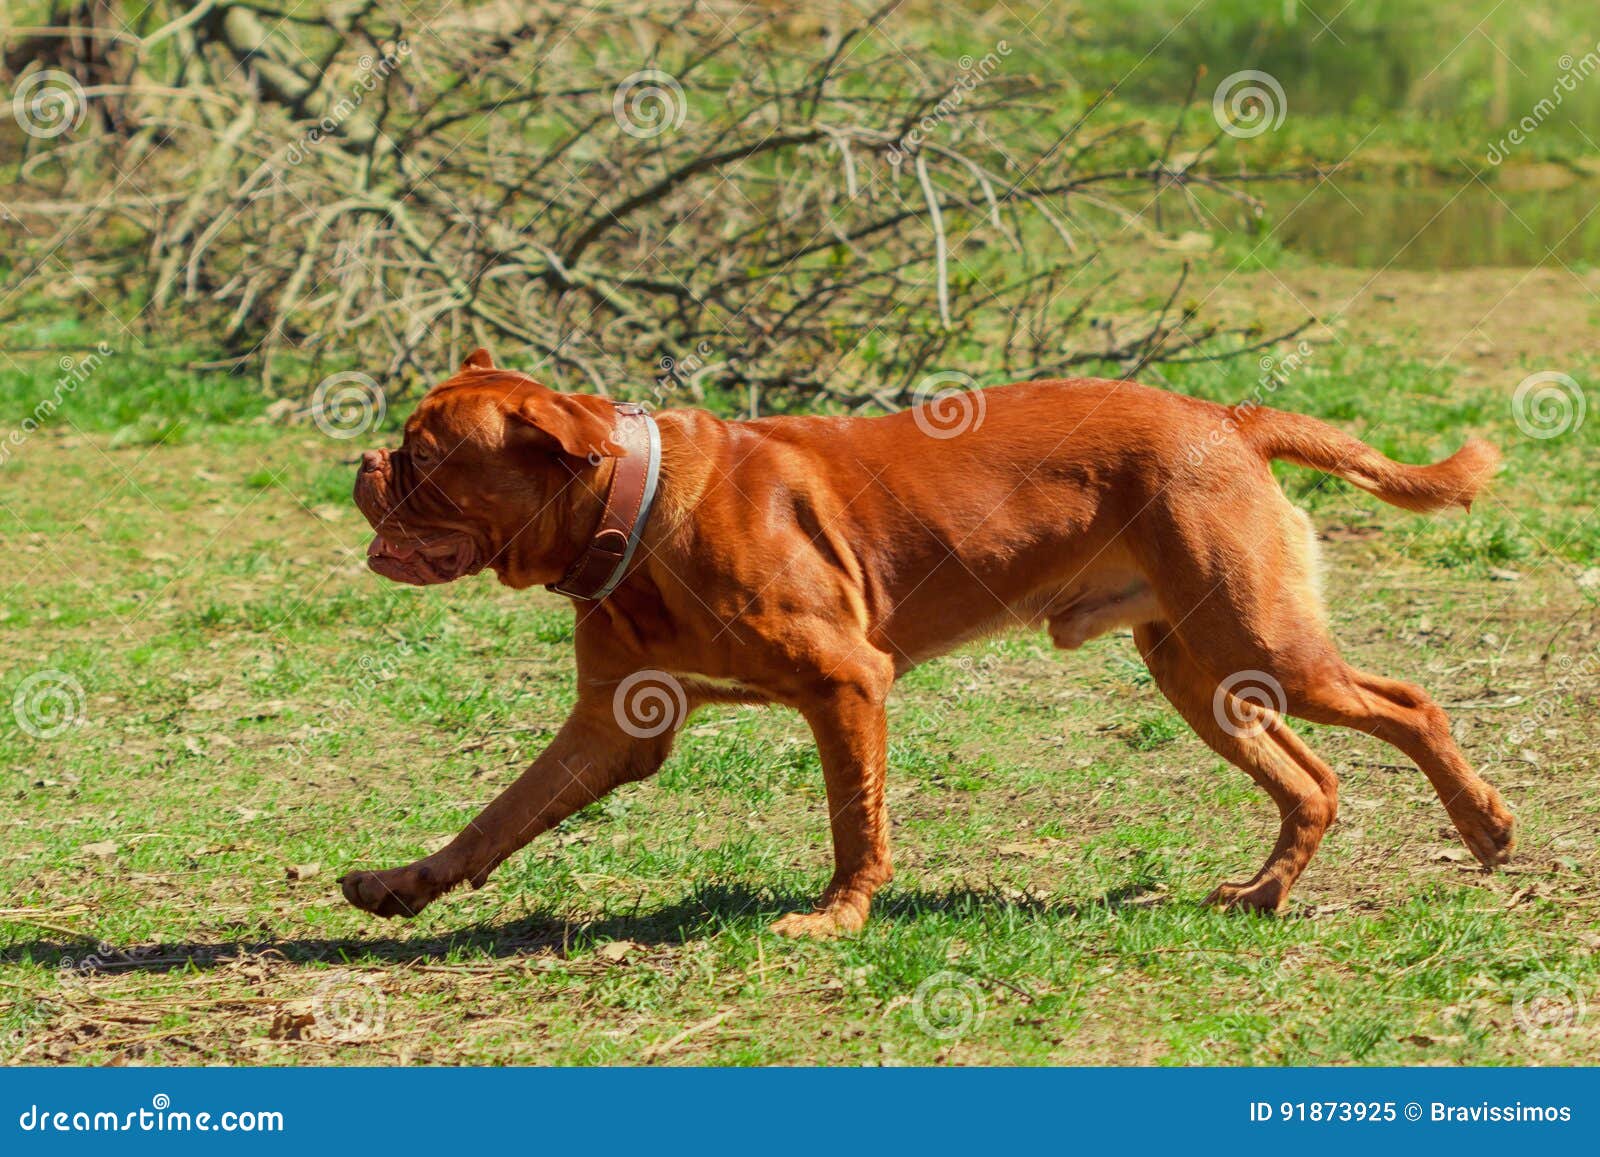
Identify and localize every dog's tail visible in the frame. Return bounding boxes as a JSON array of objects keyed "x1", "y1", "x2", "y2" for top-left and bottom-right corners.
[{"x1": 1238, "y1": 406, "x2": 1500, "y2": 513}]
